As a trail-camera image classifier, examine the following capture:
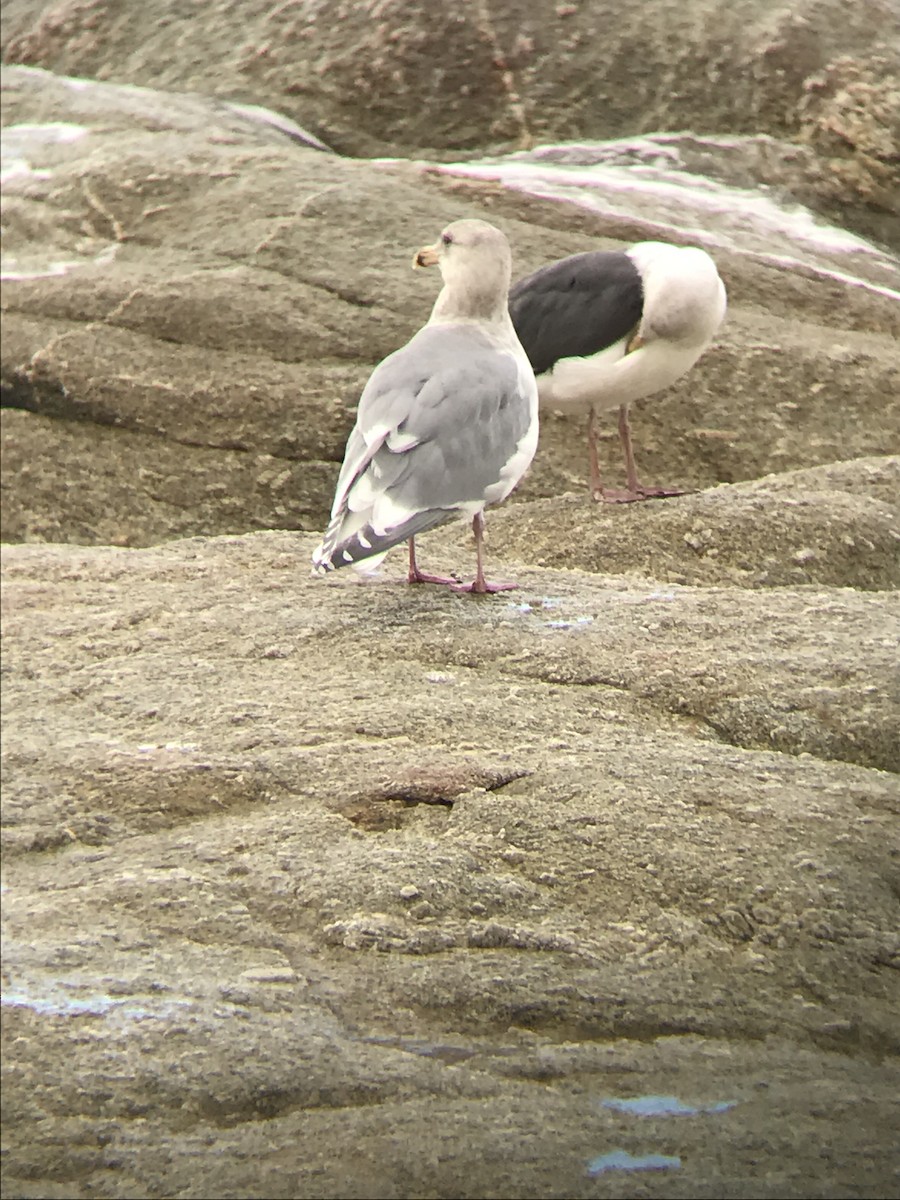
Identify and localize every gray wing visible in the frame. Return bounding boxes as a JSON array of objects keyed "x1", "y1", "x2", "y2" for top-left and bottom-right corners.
[{"x1": 314, "y1": 324, "x2": 534, "y2": 570}]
